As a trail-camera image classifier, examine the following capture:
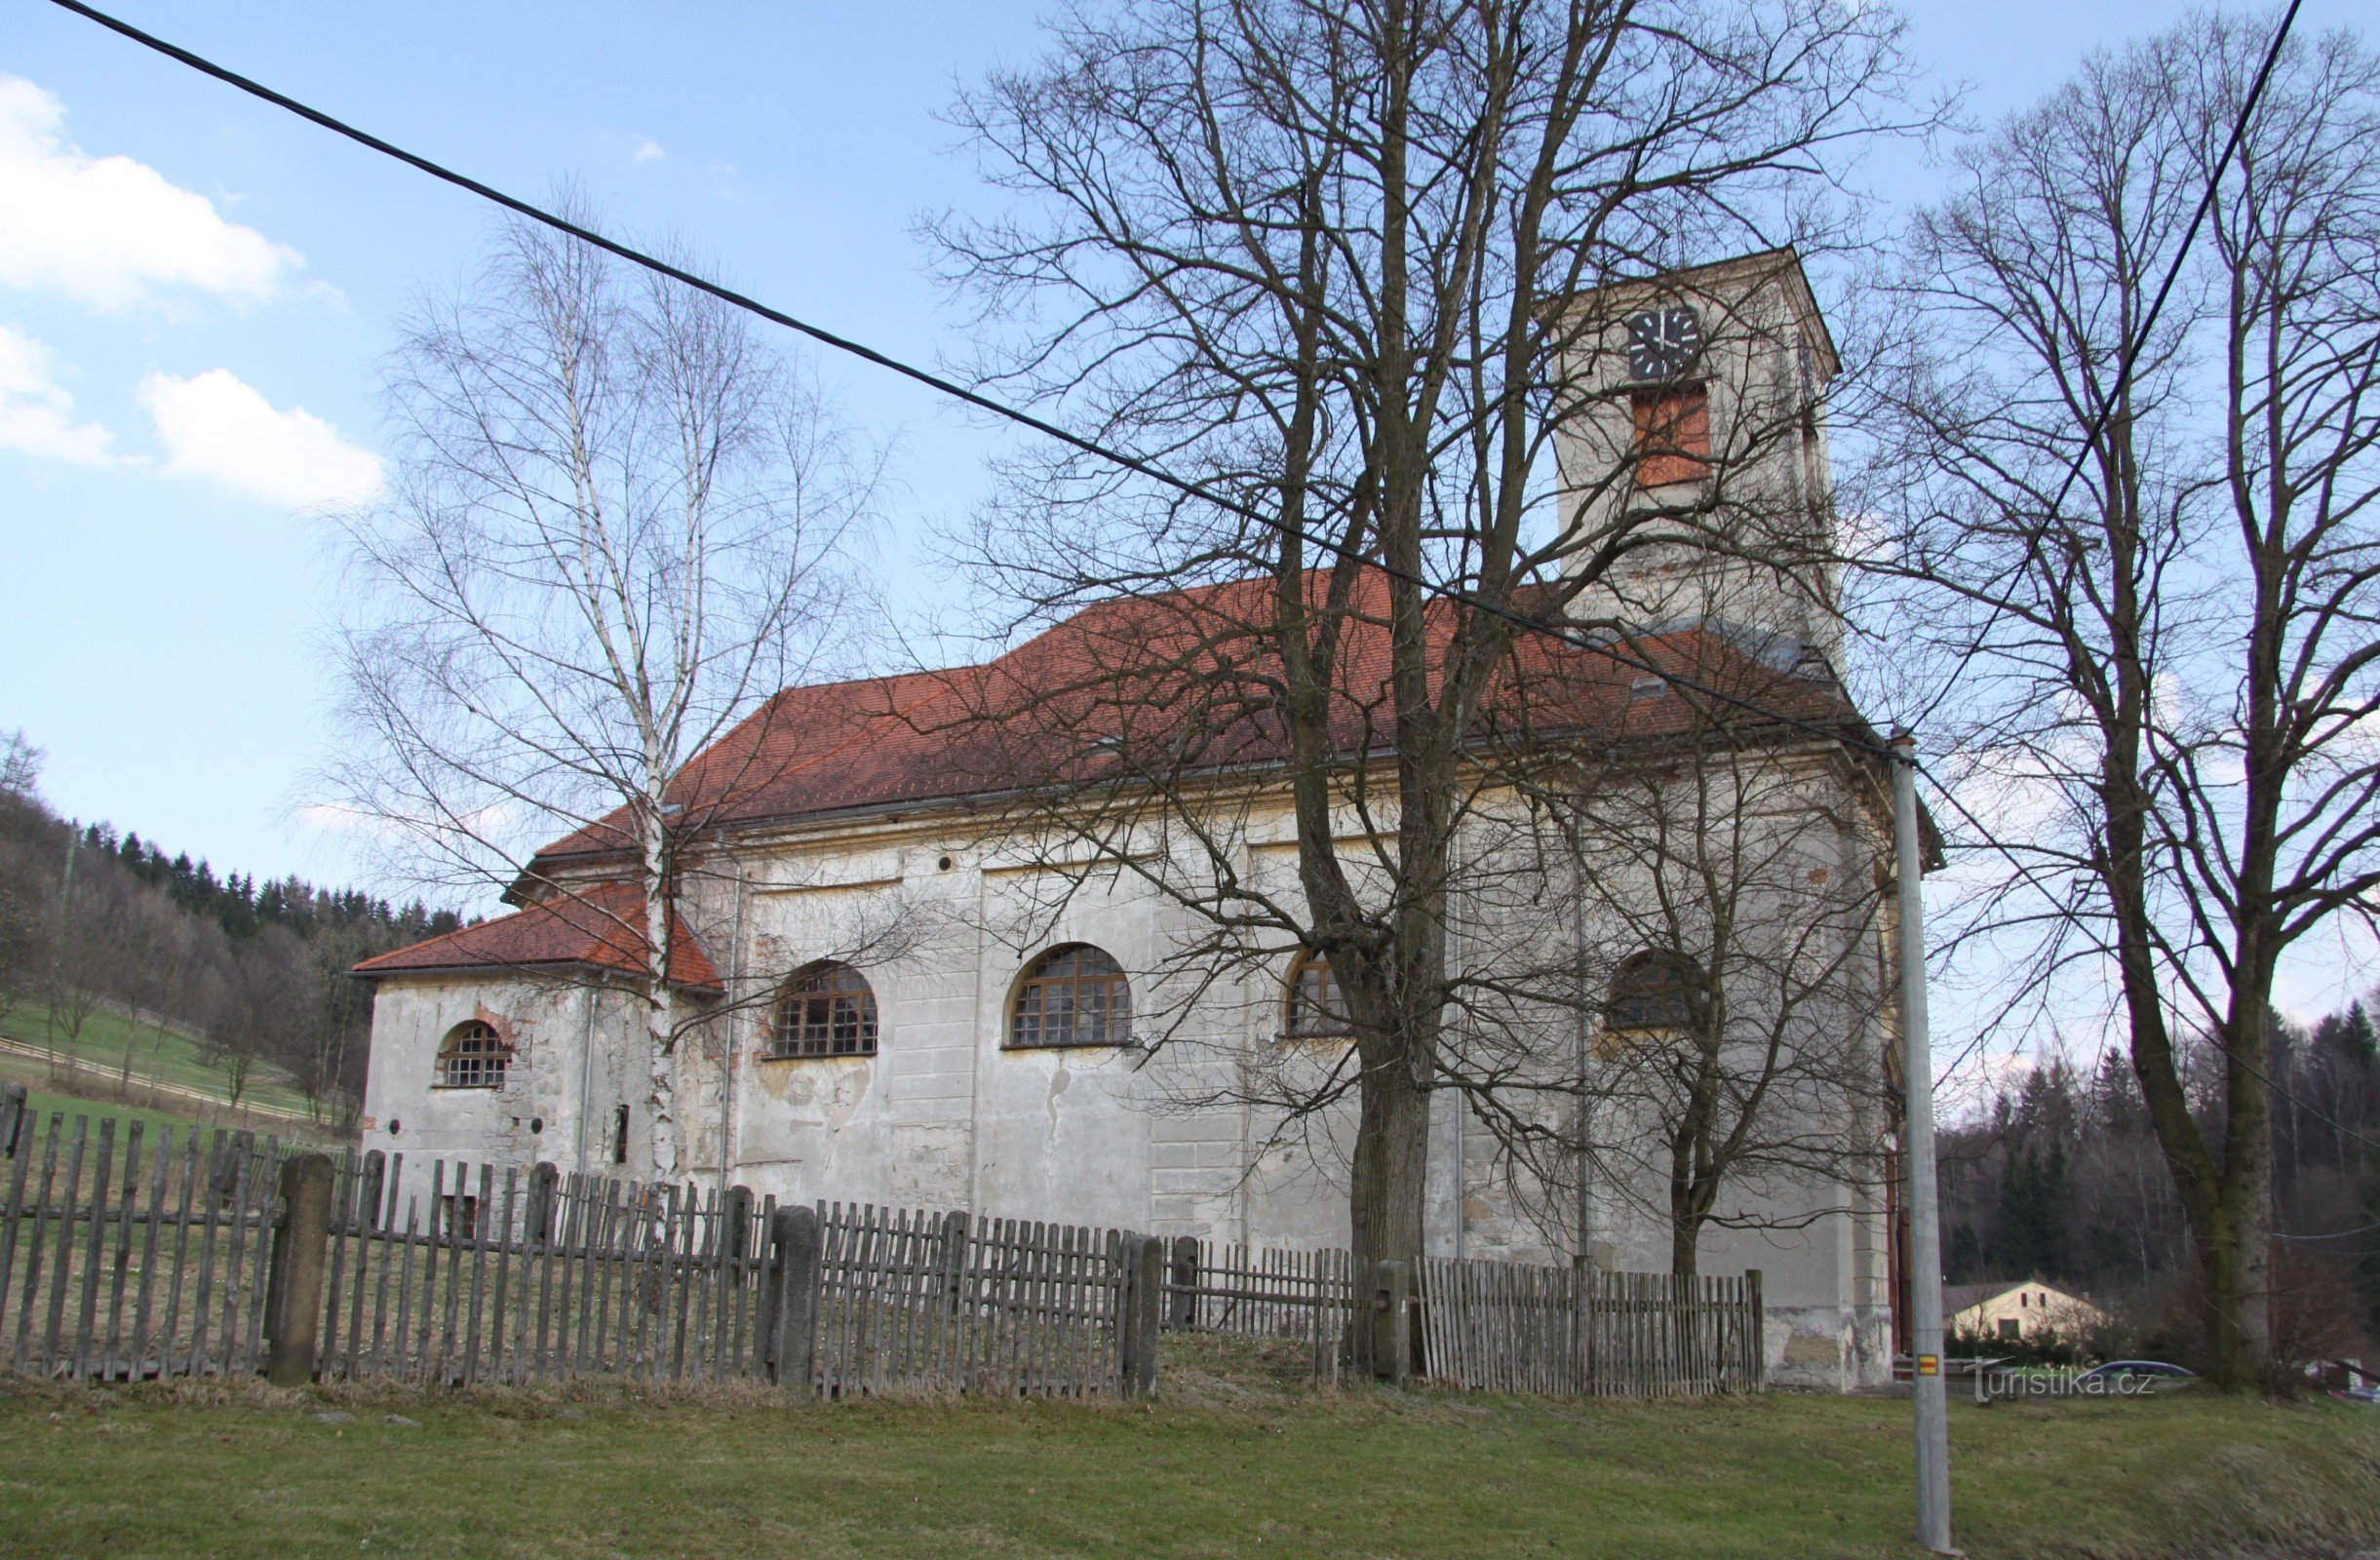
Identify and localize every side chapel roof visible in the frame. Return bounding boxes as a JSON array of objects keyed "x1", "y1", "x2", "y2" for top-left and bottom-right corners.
[{"x1": 351, "y1": 879, "x2": 722, "y2": 994}]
